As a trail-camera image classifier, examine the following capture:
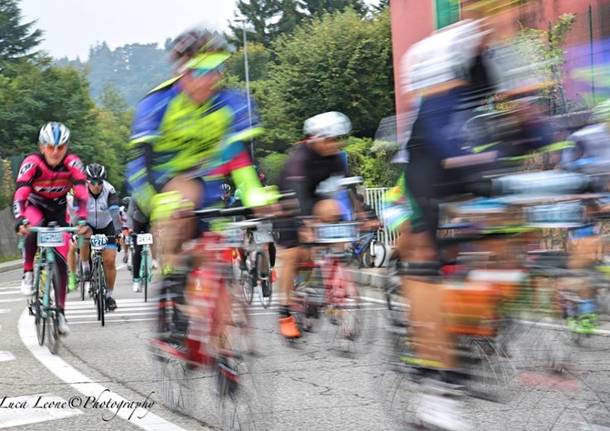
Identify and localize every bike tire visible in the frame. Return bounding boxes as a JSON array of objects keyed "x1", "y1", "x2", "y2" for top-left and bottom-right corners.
[
  {"x1": 78, "y1": 259, "x2": 85, "y2": 301},
  {"x1": 34, "y1": 268, "x2": 45, "y2": 346},
  {"x1": 141, "y1": 251, "x2": 151, "y2": 303},
  {"x1": 256, "y1": 251, "x2": 272, "y2": 309},
  {"x1": 46, "y1": 269, "x2": 60, "y2": 355},
  {"x1": 371, "y1": 240, "x2": 387, "y2": 268},
  {"x1": 241, "y1": 252, "x2": 254, "y2": 304},
  {"x1": 98, "y1": 263, "x2": 106, "y2": 327}
]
